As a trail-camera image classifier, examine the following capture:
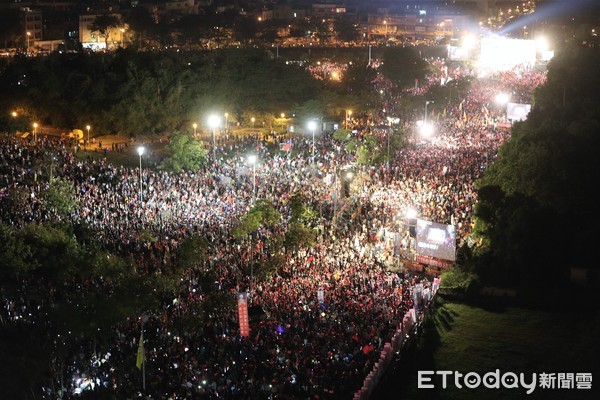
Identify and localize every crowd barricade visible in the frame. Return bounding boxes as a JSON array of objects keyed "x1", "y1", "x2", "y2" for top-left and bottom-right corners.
[{"x1": 353, "y1": 278, "x2": 441, "y2": 399}]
